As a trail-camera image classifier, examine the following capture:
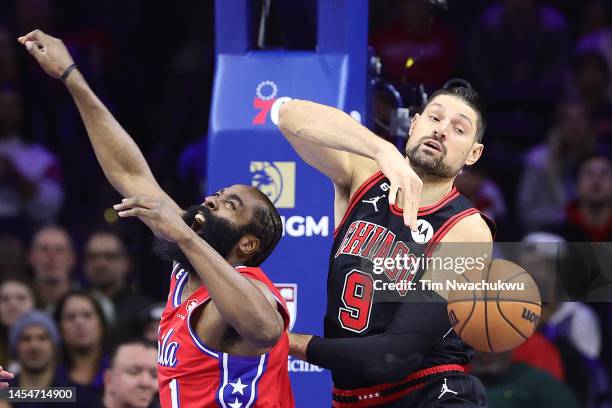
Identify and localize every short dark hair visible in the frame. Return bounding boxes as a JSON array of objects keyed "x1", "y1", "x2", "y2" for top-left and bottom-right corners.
[
  {"x1": 86, "y1": 227, "x2": 128, "y2": 253},
  {"x1": 243, "y1": 187, "x2": 283, "y2": 266},
  {"x1": 426, "y1": 86, "x2": 487, "y2": 143},
  {"x1": 577, "y1": 152, "x2": 612, "y2": 177},
  {"x1": 109, "y1": 338, "x2": 157, "y2": 368}
]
